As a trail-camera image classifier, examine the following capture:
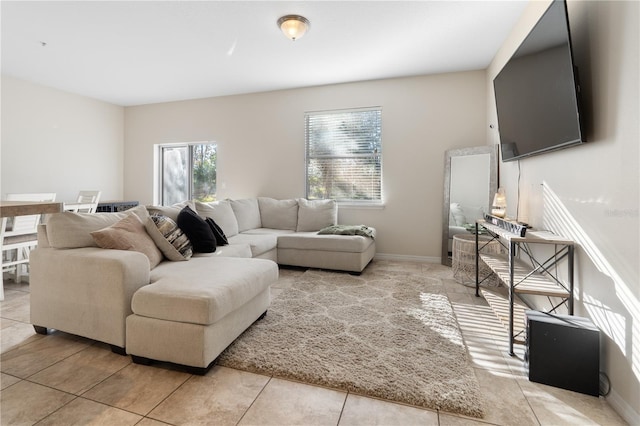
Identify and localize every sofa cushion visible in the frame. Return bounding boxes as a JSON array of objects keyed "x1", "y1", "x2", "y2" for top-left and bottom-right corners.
[
  {"x1": 90, "y1": 213, "x2": 163, "y2": 269},
  {"x1": 230, "y1": 198, "x2": 262, "y2": 232},
  {"x1": 296, "y1": 198, "x2": 337, "y2": 232},
  {"x1": 136, "y1": 257, "x2": 278, "y2": 325},
  {"x1": 145, "y1": 215, "x2": 193, "y2": 261},
  {"x1": 277, "y1": 231, "x2": 375, "y2": 253},
  {"x1": 193, "y1": 244, "x2": 252, "y2": 258},
  {"x1": 146, "y1": 201, "x2": 195, "y2": 222},
  {"x1": 258, "y1": 197, "x2": 298, "y2": 230},
  {"x1": 177, "y1": 206, "x2": 217, "y2": 253},
  {"x1": 227, "y1": 233, "x2": 278, "y2": 258},
  {"x1": 241, "y1": 228, "x2": 295, "y2": 236},
  {"x1": 194, "y1": 200, "x2": 239, "y2": 237},
  {"x1": 46, "y1": 205, "x2": 149, "y2": 249}
]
